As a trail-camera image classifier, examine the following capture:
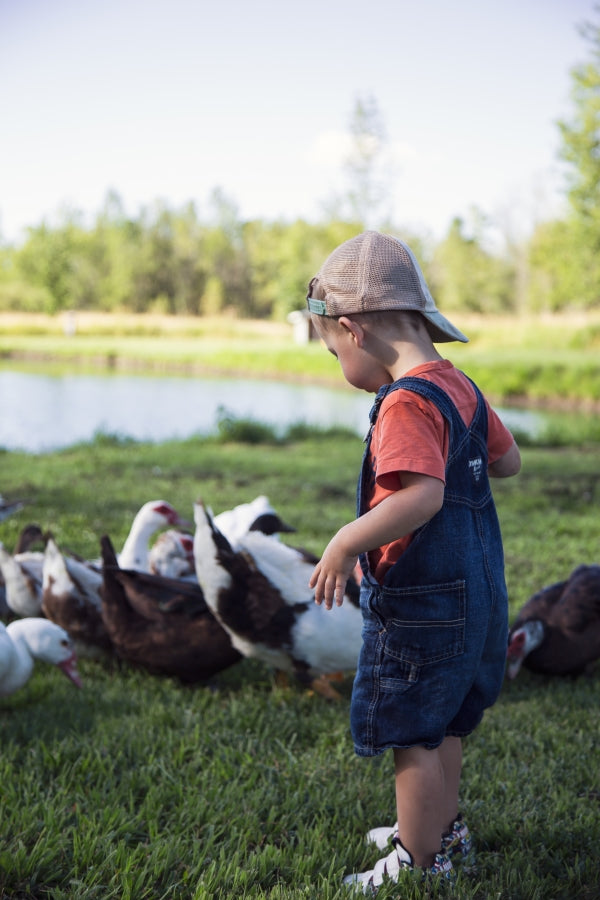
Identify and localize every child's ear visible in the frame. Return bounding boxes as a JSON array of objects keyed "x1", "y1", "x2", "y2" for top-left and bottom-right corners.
[{"x1": 338, "y1": 316, "x2": 365, "y2": 346}]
